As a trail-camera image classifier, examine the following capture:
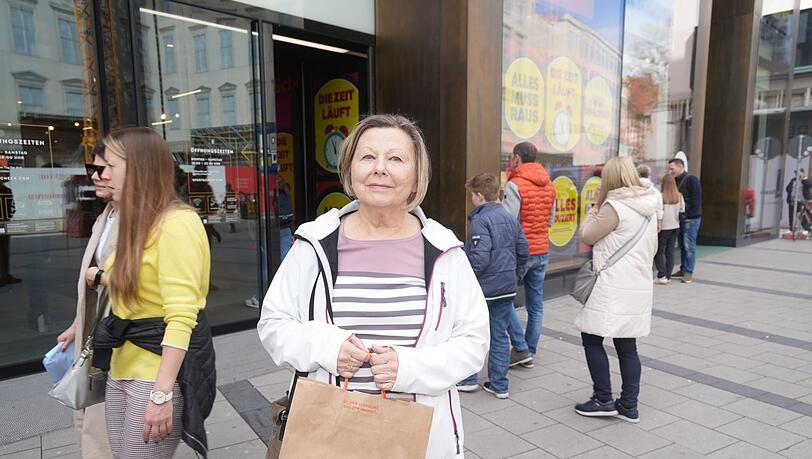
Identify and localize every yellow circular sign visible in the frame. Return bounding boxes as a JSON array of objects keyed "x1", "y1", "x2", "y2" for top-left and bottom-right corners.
[
  {"x1": 550, "y1": 176, "x2": 578, "y2": 247},
  {"x1": 545, "y1": 57, "x2": 582, "y2": 152},
  {"x1": 315, "y1": 79, "x2": 359, "y2": 173},
  {"x1": 504, "y1": 57, "x2": 544, "y2": 139},
  {"x1": 583, "y1": 77, "x2": 613, "y2": 146},
  {"x1": 317, "y1": 191, "x2": 352, "y2": 216},
  {"x1": 580, "y1": 176, "x2": 602, "y2": 225}
]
